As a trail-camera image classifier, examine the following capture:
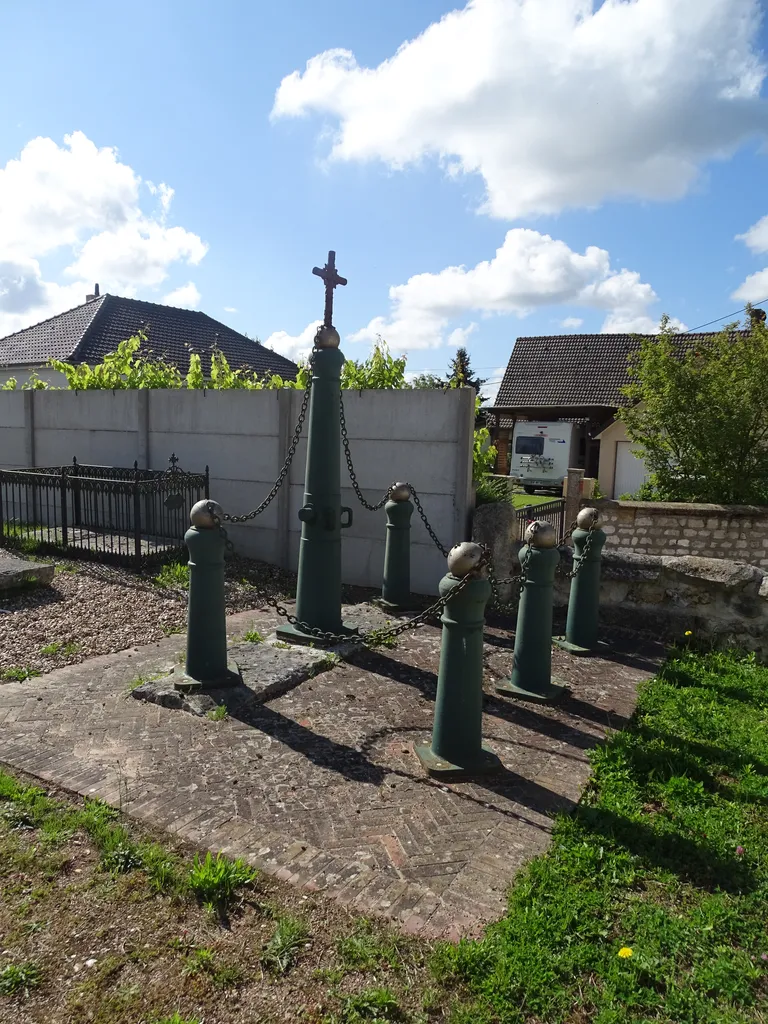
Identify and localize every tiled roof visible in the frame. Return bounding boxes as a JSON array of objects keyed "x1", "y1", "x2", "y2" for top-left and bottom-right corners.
[
  {"x1": 0, "y1": 294, "x2": 299, "y2": 378},
  {"x1": 493, "y1": 331, "x2": 748, "y2": 411}
]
